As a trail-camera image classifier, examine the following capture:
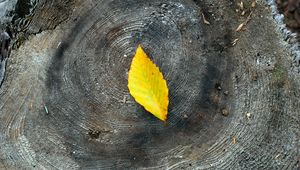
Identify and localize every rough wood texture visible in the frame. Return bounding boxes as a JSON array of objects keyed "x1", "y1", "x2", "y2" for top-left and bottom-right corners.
[{"x1": 0, "y1": 0, "x2": 299, "y2": 169}]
